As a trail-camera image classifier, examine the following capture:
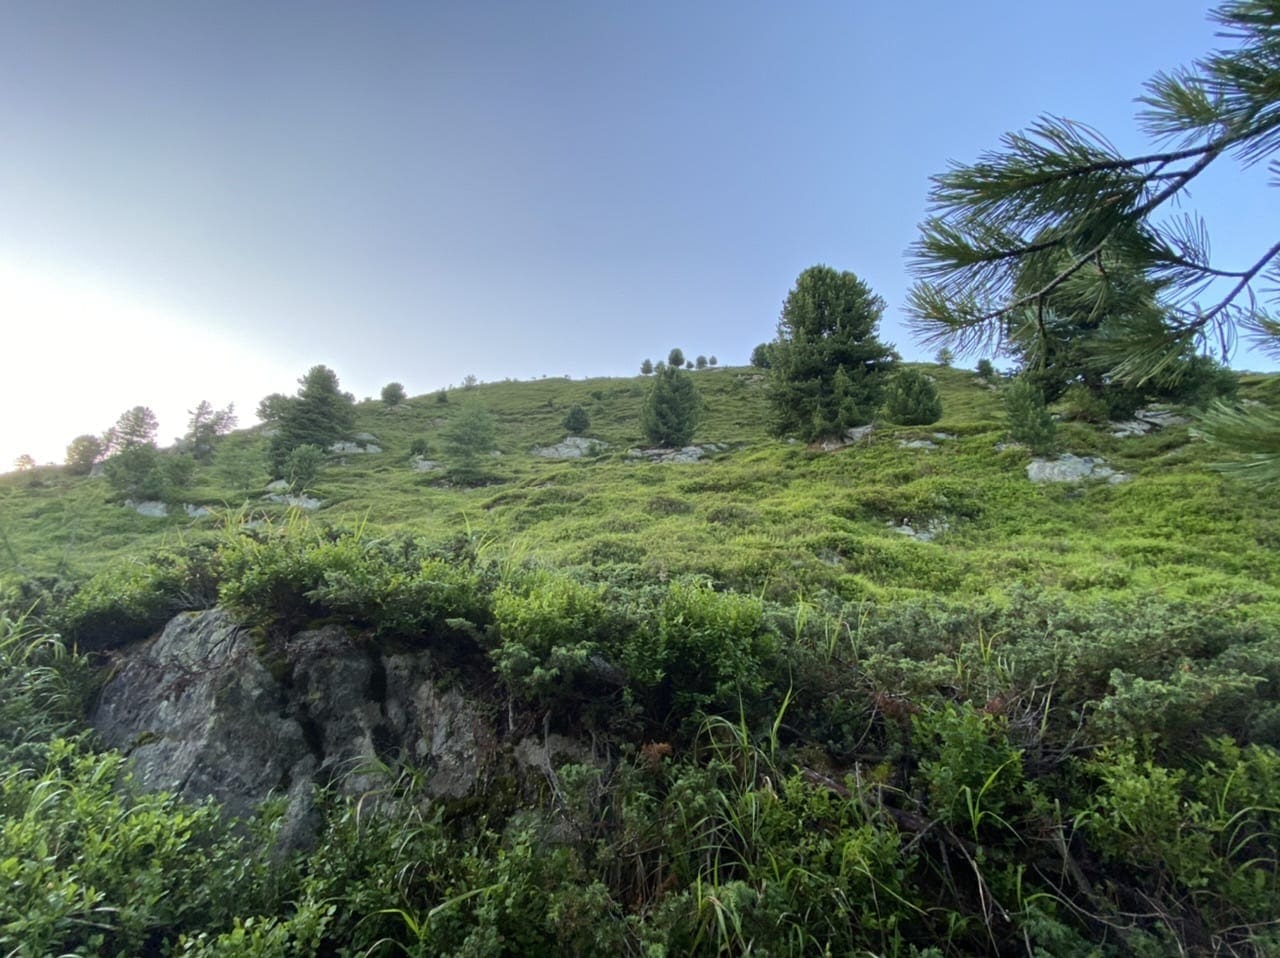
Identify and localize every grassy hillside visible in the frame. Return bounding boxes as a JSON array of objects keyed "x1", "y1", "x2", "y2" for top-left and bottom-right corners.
[
  {"x1": 4, "y1": 364, "x2": 1280, "y2": 955},
  {"x1": 4, "y1": 364, "x2": 1279, "y2": 612}
]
